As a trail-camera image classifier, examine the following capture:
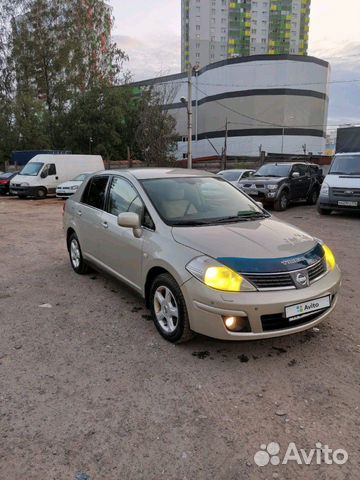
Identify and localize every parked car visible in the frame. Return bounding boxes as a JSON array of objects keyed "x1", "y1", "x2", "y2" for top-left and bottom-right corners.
[
  {"x1": 56, "y1": 173, "x2": 90, "y2": 199},
  {"x1": 217, "y1": 169, "x2": 256, "y2": 186},
  {"x1": 63, "y1": 168, "x2": 340, "y2": 343},
  {"x1": 0, "y1": 172, "x2": 18, "y2": 195},
  {"x1": 318, "y1": 152, "x2": 360, "y2": 215},
  {"x1": 10, "y1": 154, "x2": 104, "y2": 199},
  {"x1": 238, "y1": 162, "x2": 322, "y2": 211}
]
